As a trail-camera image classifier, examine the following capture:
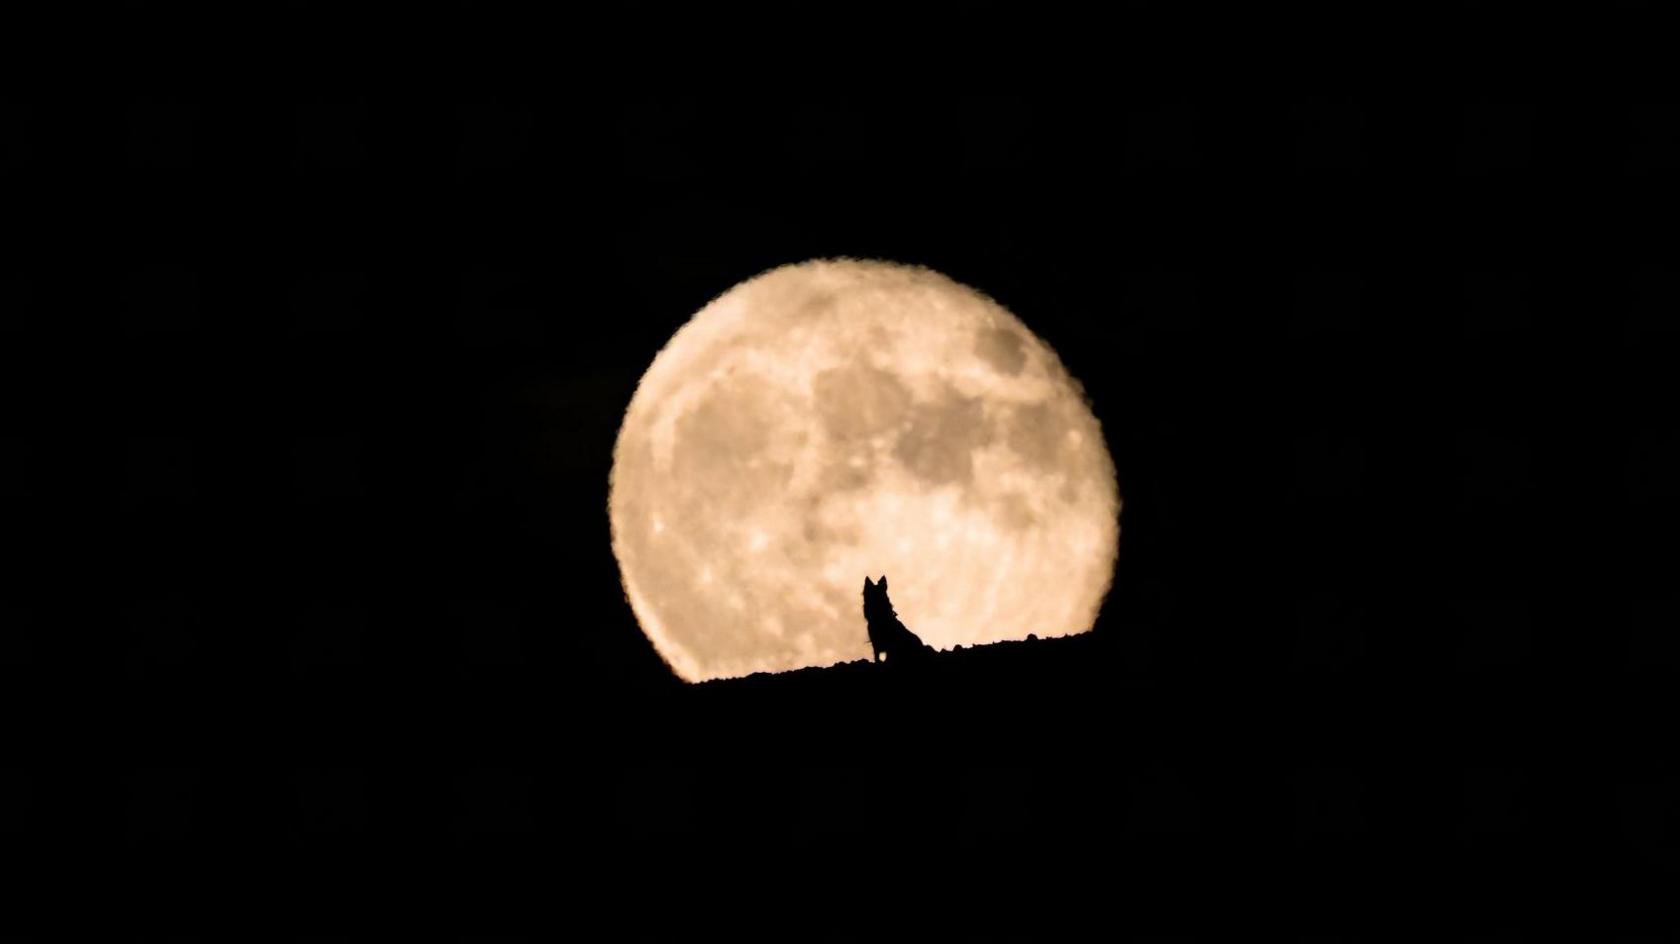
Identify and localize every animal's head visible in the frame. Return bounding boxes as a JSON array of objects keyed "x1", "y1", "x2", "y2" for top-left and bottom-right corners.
[{"x1": 862, "y1": 575, "x2": 894, "y2": 617}]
